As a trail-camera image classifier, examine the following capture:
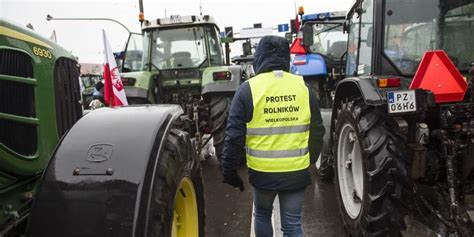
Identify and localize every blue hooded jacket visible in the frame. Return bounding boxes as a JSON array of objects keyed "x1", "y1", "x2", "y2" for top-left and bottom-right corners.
[{"x1": 221, "y1": 36, "x2": 325, "y2": 190}]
